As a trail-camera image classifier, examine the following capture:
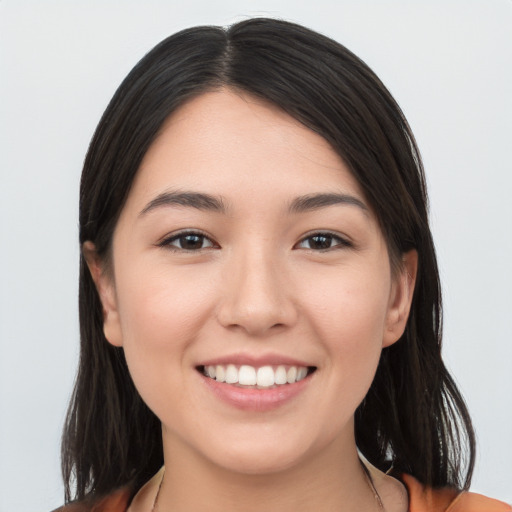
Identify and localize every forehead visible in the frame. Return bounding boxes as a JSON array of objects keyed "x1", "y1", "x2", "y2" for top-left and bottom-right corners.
[{"x1": 125, "y1": 89, "x2": 367, "y2": 214}]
